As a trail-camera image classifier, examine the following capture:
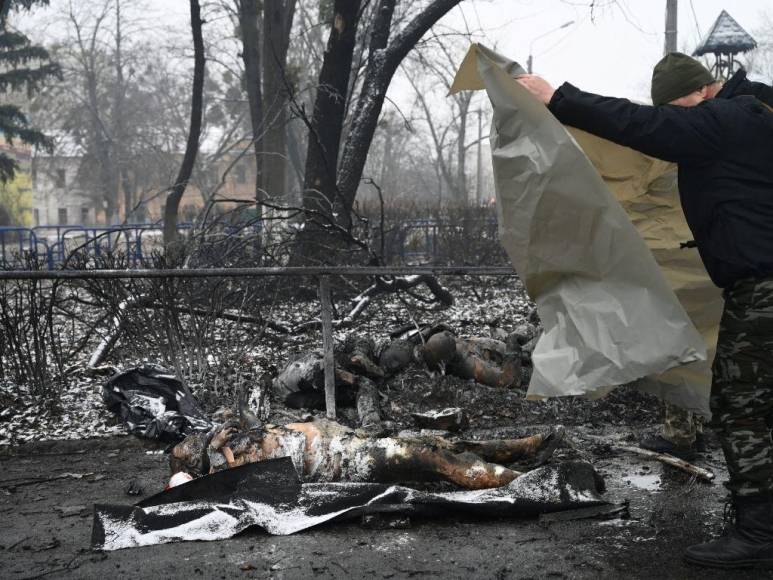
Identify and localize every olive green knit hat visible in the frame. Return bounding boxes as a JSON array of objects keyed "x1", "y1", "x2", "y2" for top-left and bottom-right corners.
[{"x1": 651, "y1": 52, "x2": 715, "y2": 105}]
